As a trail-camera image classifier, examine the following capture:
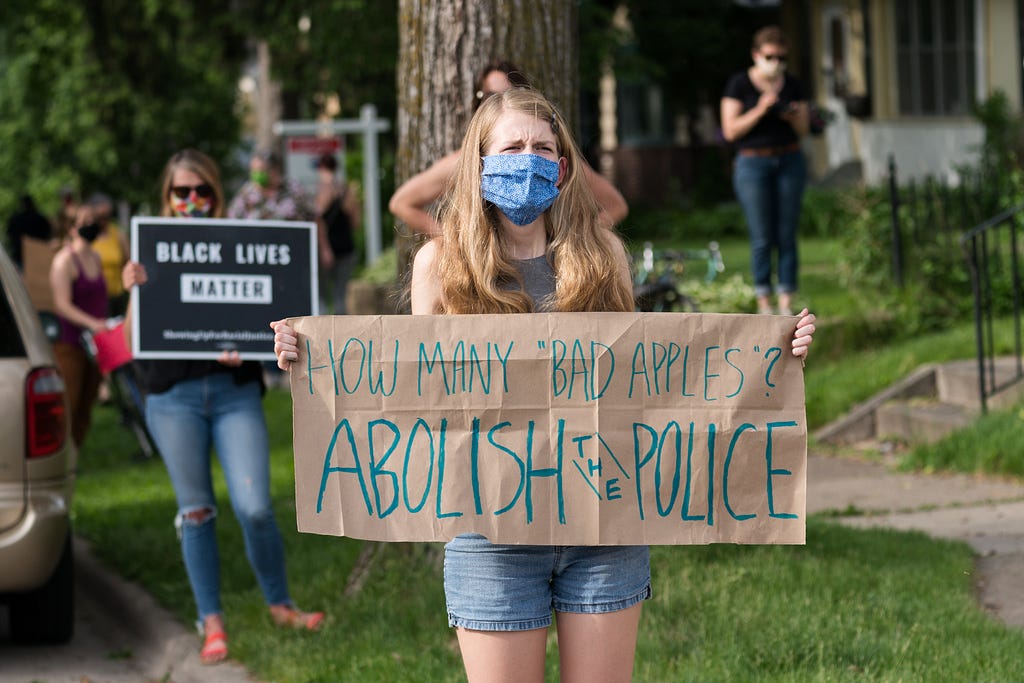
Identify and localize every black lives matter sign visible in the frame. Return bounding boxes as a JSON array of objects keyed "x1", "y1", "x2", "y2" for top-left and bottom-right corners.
[{"x1": 130, "y1": 217, "x2": 317, "y2": 360}]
